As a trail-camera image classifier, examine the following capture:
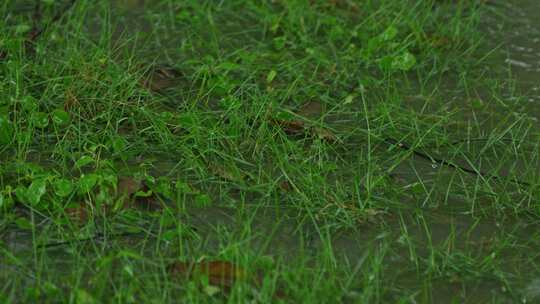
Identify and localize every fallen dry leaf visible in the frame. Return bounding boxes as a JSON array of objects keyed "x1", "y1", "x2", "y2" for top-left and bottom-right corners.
[
  {"x1": 140, "y1": 65, "x2": 182, "y2": 92},
  {"x1": 65, "y1": 202, "x2": 89, "y2": 223},
  {"x1": 209, "y1": 164, "x2": 246, "y2": 183},
  {"x1": 116, "y1": 176, "x2": 162, "y2": 211},
  {"x1": 269, "y1": 101, "x2": 337, "y2": 141},
  {"x1": 168, "y1": 260, "x2": 290, "y2": 300},
  {"x1": 168, "y1": 260, "x2": 247, "y2": 290},
  {"x1": 270, "y1": 118, "x2": 306, "y2": 136},
  {"x1": 63, "y1": 89, "x2": 80, "y2": 112},
  {"x1": 117, "y1": 176, "x2": 142, "y2": 197},
  {"x1": 313, "y1": 126, "x2": 337, "y2": 141},
  {"x1": 278, "y1": 180, "x2": 293, "y2": 192}
]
